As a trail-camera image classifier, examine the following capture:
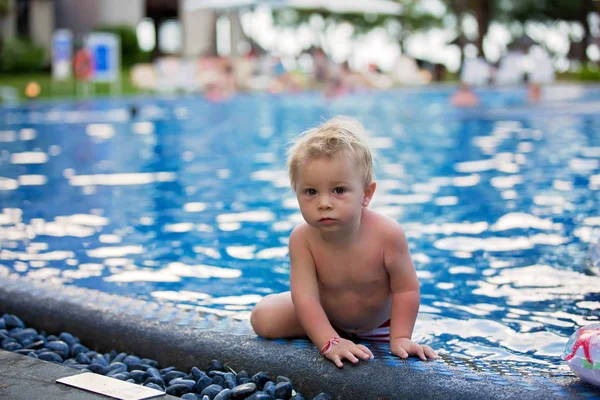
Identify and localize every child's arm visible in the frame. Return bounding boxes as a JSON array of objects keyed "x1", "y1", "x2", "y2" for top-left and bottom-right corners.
[
  {"x1": 289, "y1": 226, "x2": 373, "y2": 368},
  {"x1": 385, "y1": 224, "x2": 438, "y2": 360}
]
